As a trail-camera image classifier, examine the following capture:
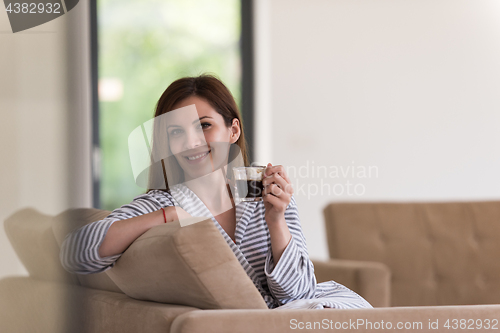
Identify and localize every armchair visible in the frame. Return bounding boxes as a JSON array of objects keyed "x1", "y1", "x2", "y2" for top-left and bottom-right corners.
[{"x1": 323, "y1": 201, "x2": 500, "y2": 307}]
